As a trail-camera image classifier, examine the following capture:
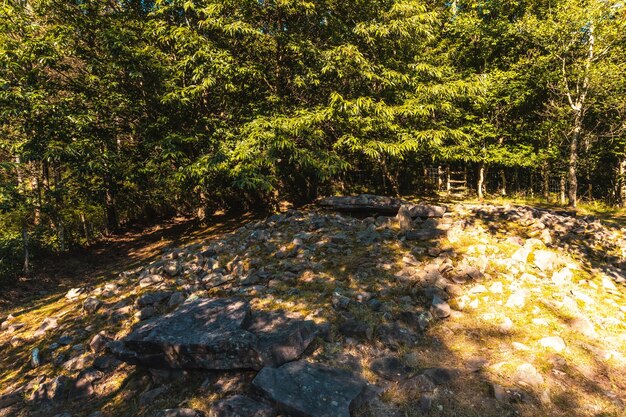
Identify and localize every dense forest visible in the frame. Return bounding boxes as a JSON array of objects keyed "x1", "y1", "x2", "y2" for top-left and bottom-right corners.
[{"x1": 1, "y1": 0, "x2": 625, "y2": 277}]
